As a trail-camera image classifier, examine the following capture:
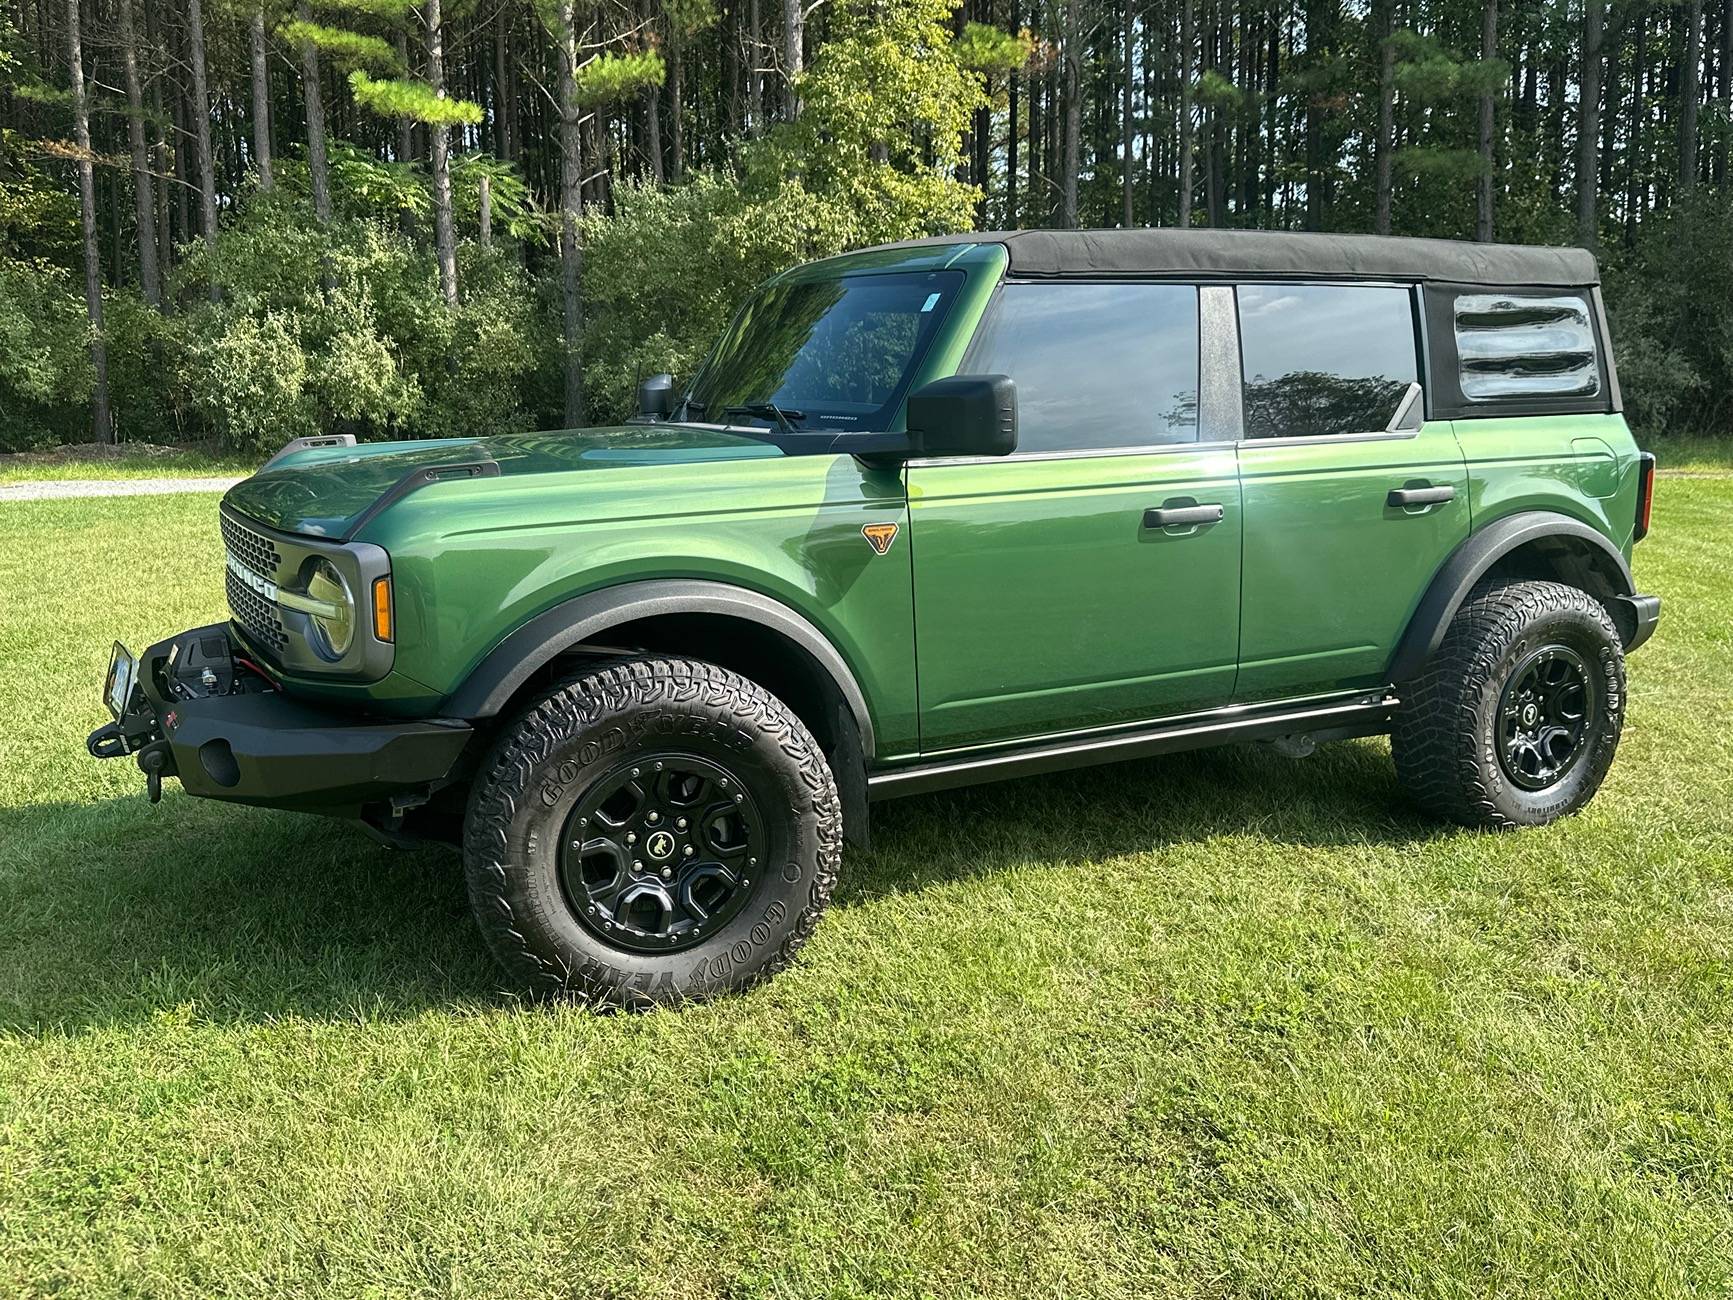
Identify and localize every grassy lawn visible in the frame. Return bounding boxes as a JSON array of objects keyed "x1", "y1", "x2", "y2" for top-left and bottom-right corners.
[
  {"x1": 0, "y1": 444, "x2": 258, "y2": 484},
  {"x1": 2, "y1": 476, "x2": 1731, "y2": 1298}
]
